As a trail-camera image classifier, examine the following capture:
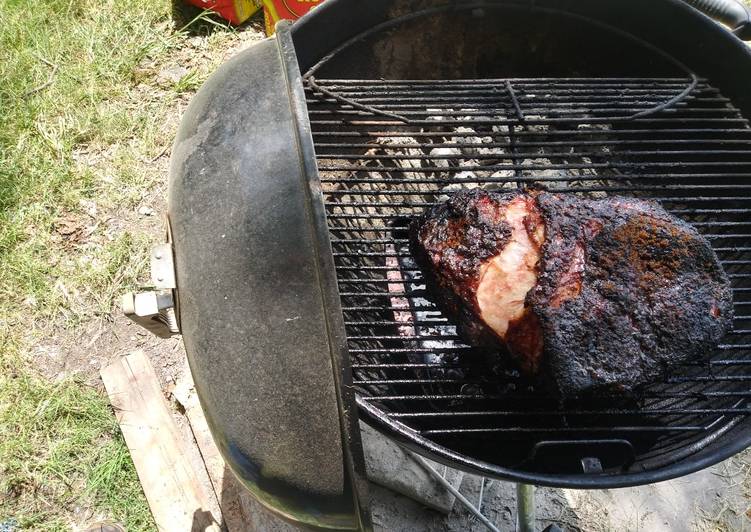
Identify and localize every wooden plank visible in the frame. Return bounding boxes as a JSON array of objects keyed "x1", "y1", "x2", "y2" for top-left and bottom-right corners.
[{"x1": 101, "y1": 352, "x2": 221, "y2": 532}]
